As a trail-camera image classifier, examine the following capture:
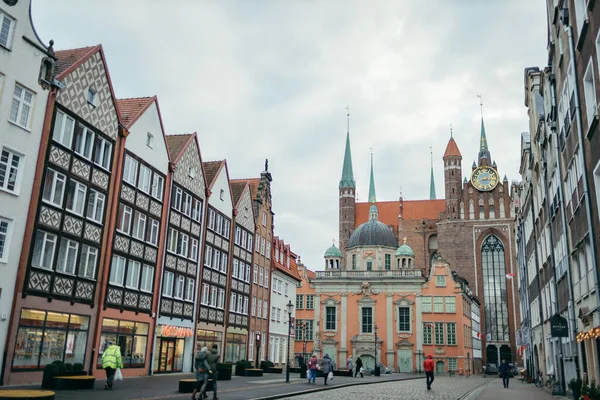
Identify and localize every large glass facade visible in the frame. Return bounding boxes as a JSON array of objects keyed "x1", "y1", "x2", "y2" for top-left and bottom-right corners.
[
  {"x1": 97, "y1": 318, "x2": 149, "y2": 368},
  {"x1": 12, "y1": 309, "x2": 89, "y2": 371},
  {"x1": 224, "y1": 333, "x2": 247, "y2": 363},
  {"x1": 196, "y1": 329, "x2": 222, "y2": 354},
  {"x1": 481, "y1": 235, "x2": 510, "y2": 342}
]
